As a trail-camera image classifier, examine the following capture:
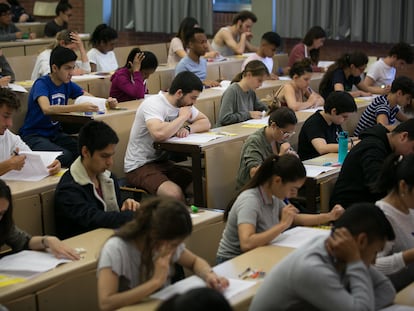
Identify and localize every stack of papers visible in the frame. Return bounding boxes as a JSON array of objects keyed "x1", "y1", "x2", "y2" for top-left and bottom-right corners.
[
  {"x1": 74, "y1": 95, "x2": 106, "y2": 112},
  {"x1": 0, "y1": 250, "x2": 72, "y2": 280},
  {"x1": 272, "y1": 226, "x2": 330, "y2": 248},
  {"x1": 1, "y1": 151, "x2": 62, "y2": 181},
  {"x1": 151, "y1": 275, "x2": 256, "y2": 301},
  {"x1": 304, "y1": 165, "x2": 338, "y2": 178}
]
